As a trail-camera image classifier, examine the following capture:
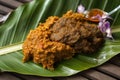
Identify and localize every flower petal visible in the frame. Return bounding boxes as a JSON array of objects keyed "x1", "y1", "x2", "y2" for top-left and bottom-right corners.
[
  {"x1": 77, "y1": 4, "x2": 85, "y2": 13},
  {"x1": 104, "y1": 21, "x2": 113, "y2": 38}
]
